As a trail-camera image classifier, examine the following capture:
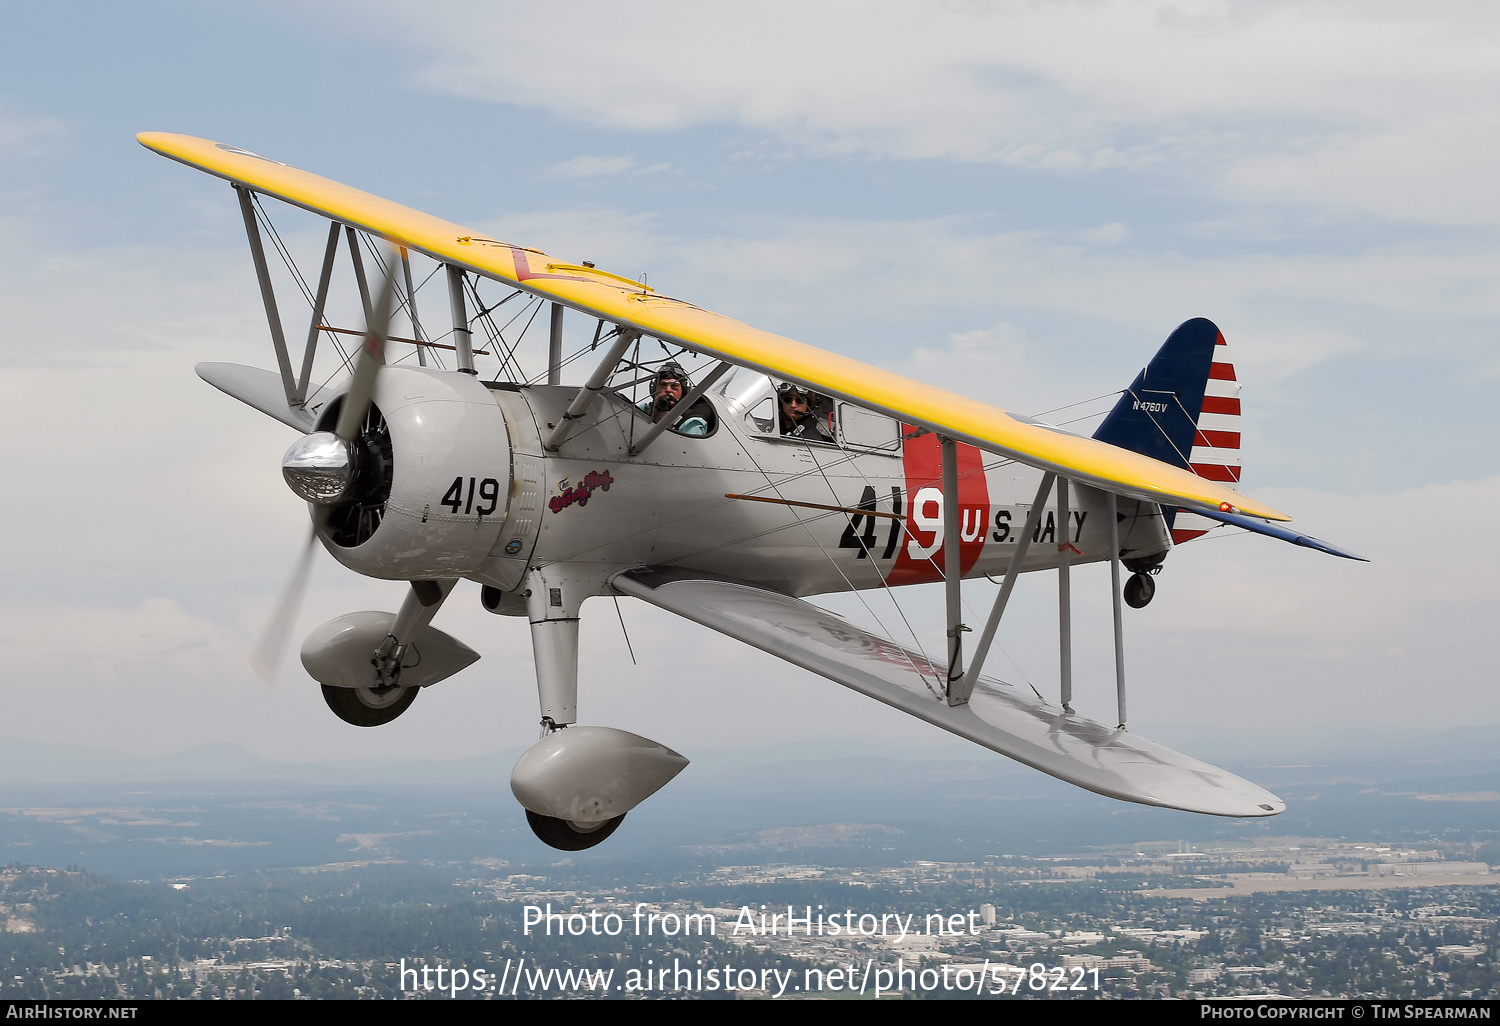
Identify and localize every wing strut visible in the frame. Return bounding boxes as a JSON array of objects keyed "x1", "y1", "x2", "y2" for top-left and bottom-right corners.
[
  {"x1": 544, "y1": 330, "x2": 637, "y2": 451},
  {"x1": 548, "y1": 303, "x2": 565, "y2": 385},
  {"x1": 444, "y1": 265, "x2": 477, "y2": 374},
  {"x1": 235, "y1": 186, "x2": 298, "y2": 406},
  {"x1": 296, "y1": 221, "x2": 341, "y2": 406},
  {"x1": 941, "y1": 438, "x2": 967, "y2": 695},
  {"x1": 231, "y1": 189, "x2": 447, "y2": 398},
  {"x1": 1108, "y1": 491, "x2": 1128, "y2": 728},
  {"x1": 954, "y1": 475, "x2": 1130, "y2": 726},
  {"x1": 399, "y1": 250, "x2": 427, "y2": 368},
  {"x1": 1058, "y1": 477, "x2": 1074, "y2": 713},
  {"x1": 951, "y1": 473, "x2": 1055, "y2": 705}
]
